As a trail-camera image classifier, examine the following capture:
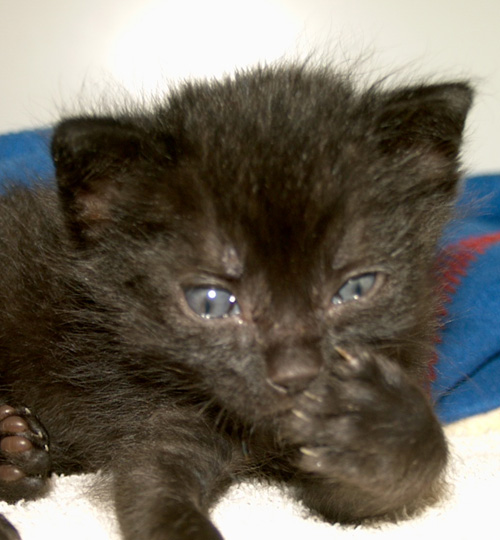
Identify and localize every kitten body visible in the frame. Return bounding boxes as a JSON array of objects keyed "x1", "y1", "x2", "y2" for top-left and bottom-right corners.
[{"x1": 0, "y1": 64, "x2": 472, "y2": 539}]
